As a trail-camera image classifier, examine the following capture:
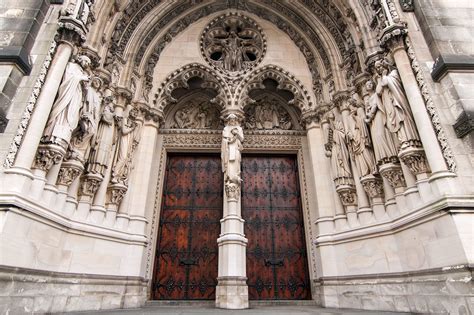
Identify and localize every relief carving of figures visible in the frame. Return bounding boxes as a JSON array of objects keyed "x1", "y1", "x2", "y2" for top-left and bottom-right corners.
[
  {"x1": 221, "y1": 114, "x2": 244, "y2": 186},
  {"x1": 67, "y1": 76, "x2": 102, "y2": 163},
  {"x1": 42, "y1": 55, "x2": 91, "y2": 149},
  {"x1": 111, "y1": 108, "x2": 141, "y2": 185},
  {"x1": 325, "y1": 112, "x2": 353, "y2": 183},
  {"x1": 170, "y1": 101, "x2": 221, "y2": 129},
  {"x1": 347, "y1": 99, "x2": 377, "y2": 177},
  {"x1": 365, "y1": 79, "x2": 399, "y2": 164},
  {"x1": 244, "y1": 99, "x2": 292, "y2": 130},
  {"x1": 374, "y1": 59, "x2": 421, "y2": 149},
  {"x1": 87, "y1": 97, "x2": 116, "y2": 176}
]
